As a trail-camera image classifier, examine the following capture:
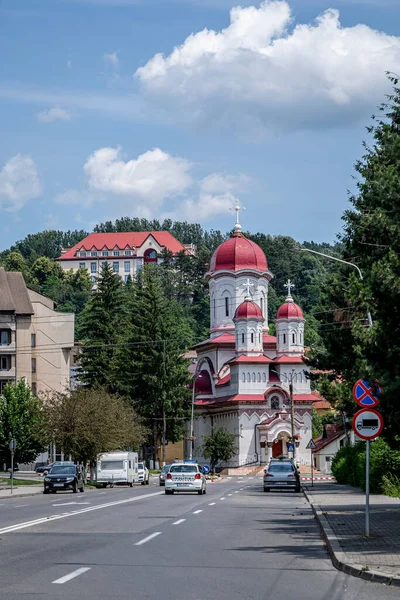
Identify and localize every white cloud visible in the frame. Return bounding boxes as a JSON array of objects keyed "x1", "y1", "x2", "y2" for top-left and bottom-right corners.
[
  {"x1": 104, "y1": 51, "x2": 120, "y2": 69},
  {"x1": 0, "y1": 154, "x2": 42, "y2": 211},
  {"x1": 136, "y1": 0, "x2": 400, "y2": 136},
  {"x1": 55, "y1": 147, "x2": 247, "y2": 223},
  {"x1": 36, "y1": 107, "x2": 71, "y2": 122}
]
